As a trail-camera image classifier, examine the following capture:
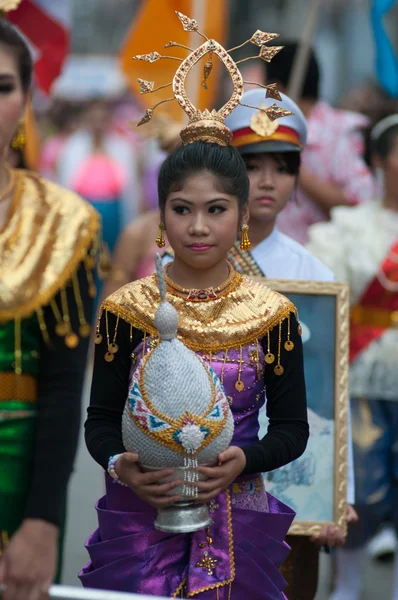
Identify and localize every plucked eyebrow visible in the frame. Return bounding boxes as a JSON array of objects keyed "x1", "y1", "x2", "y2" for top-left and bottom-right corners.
[
  {"x1": 0, "y1": 74, "x2": 16, "y2": 80},
  {"x1": 169, "y1": 197, "x2": 231, "y2": 206}
]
